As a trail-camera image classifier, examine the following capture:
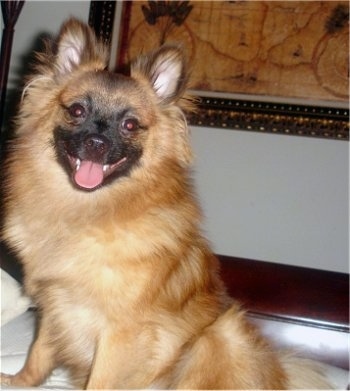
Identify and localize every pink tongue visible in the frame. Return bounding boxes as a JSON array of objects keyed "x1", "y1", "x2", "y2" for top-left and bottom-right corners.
[{"x1": 74, "y1": 160, "x2": 104, "y2": 189}]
